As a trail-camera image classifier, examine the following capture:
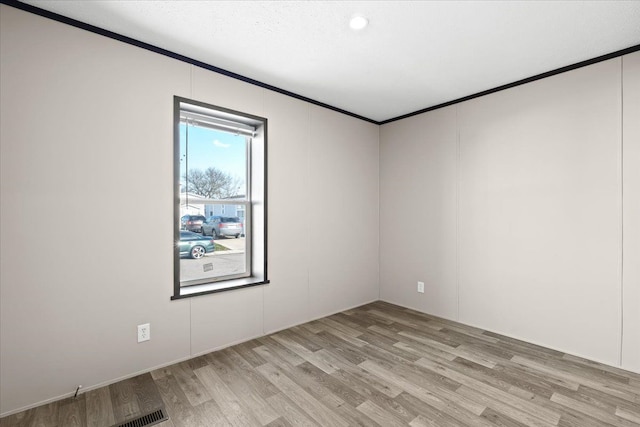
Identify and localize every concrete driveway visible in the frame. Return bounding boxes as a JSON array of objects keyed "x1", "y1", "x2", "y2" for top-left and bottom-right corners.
[
  {"x1": 180, "y1": 237, "x2": 246, "y2": 284},
  {"x1": 214, "y1": 236, "x2": 245, "y2": 253}
]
